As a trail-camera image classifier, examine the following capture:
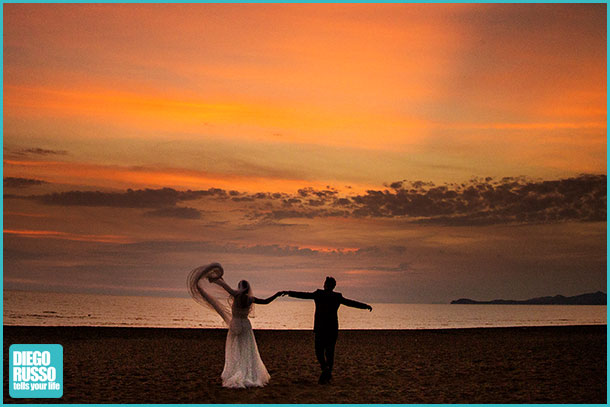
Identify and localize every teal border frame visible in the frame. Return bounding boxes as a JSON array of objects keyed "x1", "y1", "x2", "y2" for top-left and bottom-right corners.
[{"x1": 0, "y1": 1, "x2": 607, "y2": 406}]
